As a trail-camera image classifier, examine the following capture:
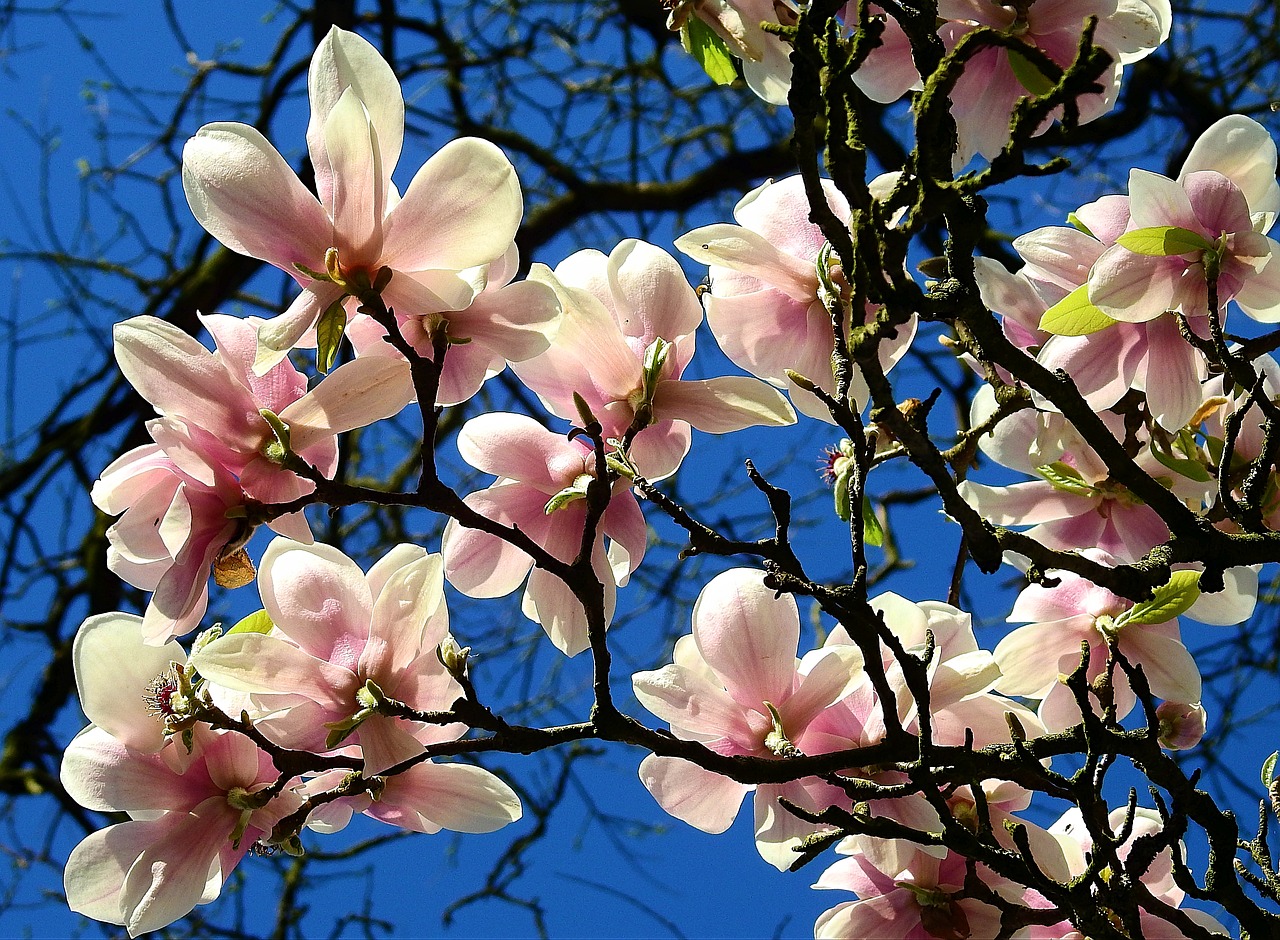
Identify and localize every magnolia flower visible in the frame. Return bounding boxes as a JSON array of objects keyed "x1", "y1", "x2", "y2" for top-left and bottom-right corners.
[
  {"x1": 511, "y1": 239, "x2": 795, "y2": 480},
  {"x1": 192, "y1": 539, "x2": 465, "y2": 775},
  {"x1": 813, "y1": 844, "x2": 1006, "y2": 940},
  {"x1": 61, "y1": 613, "x2": 297, "y2": 936},
  {"x1": 991, "y1": 553, "x2": 1252, "y2": 732},
  {"x1": 114, "y1": 314, "x2": 413, "y2": 503},
  {"x1": 440, "y1": 412, "x2": 648, "y2": 657},
  {"x1": 182, "y1": 27, "x2": 544, "y2": 373},
  {"x1": 631, "y1": 568, "x2": 865, "y2": 870},
  {"x1": 1040, "y1": 807, "x2": 1231, "y2": 937},
  {"x1": 676, "y1": 174, "x2": 916, "y2": 424},
  {"x1": 1088, "y1": 115, "x2": 1280, "y2": 324},
  {"x1": 938, "y1": 0, "x2": 1171, "y2": 164},
  {"x1": 92, "y1": 444, "x2": 309, "y2": 643}
]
